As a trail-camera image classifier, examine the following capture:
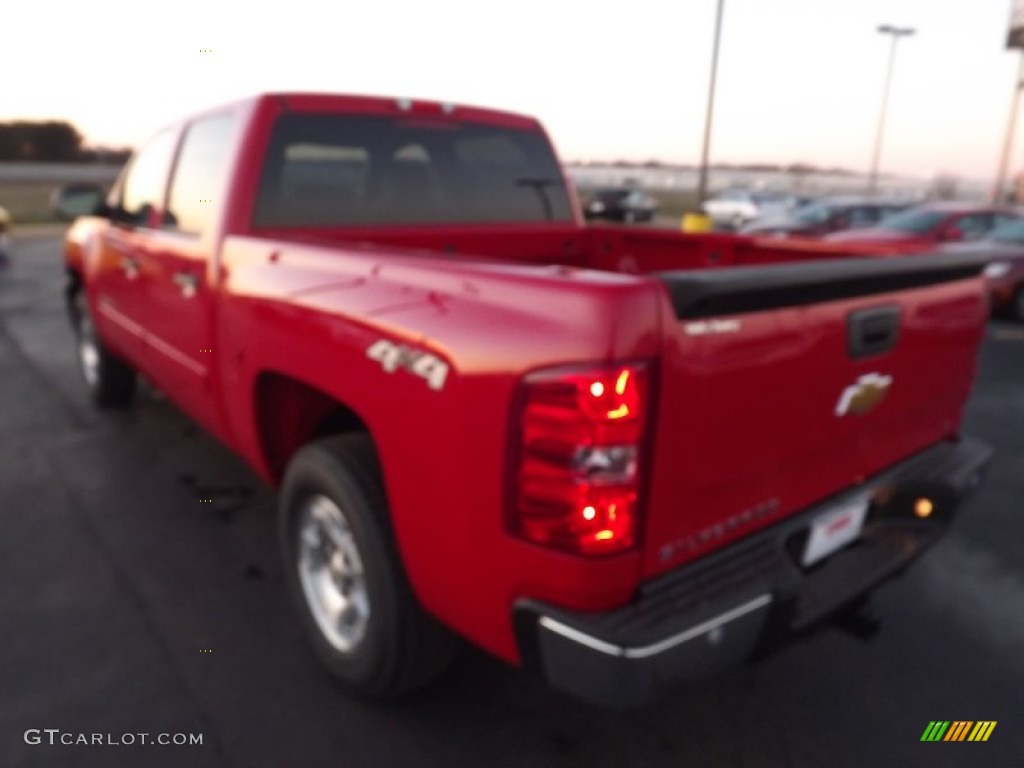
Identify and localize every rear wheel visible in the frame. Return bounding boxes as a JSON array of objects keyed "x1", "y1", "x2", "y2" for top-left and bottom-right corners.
[
  {"x1": 279, "y1": 434, "x2": 455, "y2": 699},
  {"x1": 72, "y1": 293, "x2": 136, "y2": 408}
]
